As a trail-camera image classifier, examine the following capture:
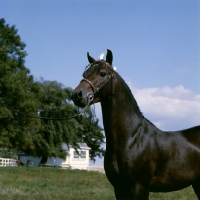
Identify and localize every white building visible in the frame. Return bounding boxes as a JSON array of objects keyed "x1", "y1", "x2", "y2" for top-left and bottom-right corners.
[
  {"x1": 61, "y1": 143, "x2": 91, "y2": 170},
  {"x1": 19, "y1": 143, "x2": 91, "y2": 170}
]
